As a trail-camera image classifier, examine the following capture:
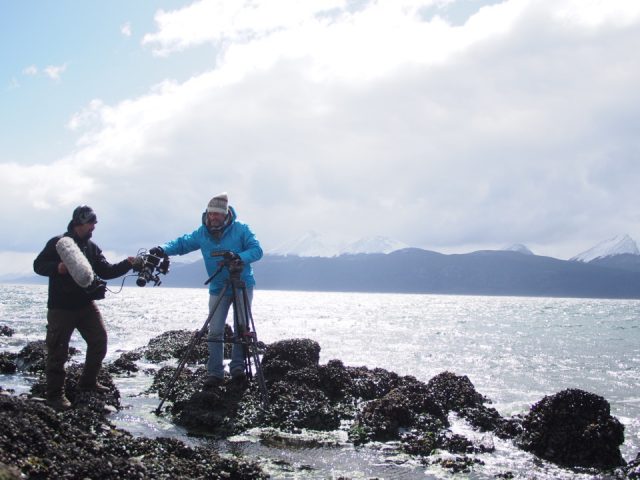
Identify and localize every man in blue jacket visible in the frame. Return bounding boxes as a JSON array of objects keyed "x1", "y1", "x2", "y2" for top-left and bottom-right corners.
[{"x1": 151, "y1": 193, "x2": 262, "y2": 387}]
